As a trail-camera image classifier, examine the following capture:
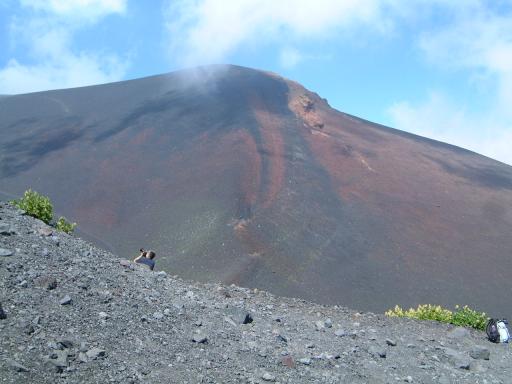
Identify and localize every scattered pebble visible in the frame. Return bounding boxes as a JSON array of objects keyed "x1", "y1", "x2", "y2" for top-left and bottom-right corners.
[{"x1": 59, "y1": 295, "x2": 72, "y2": 305}]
